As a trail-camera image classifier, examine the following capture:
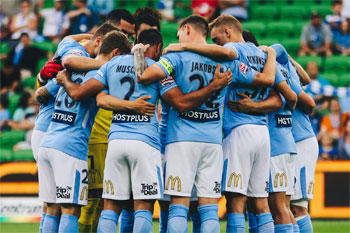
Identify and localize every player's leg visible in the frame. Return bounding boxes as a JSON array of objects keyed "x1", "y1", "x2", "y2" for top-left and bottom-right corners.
[
  {"x1": 268, "y1": 154, "x2": 293, "y2": 232},
  {"x1": 222, "y1": 125, "x2": 253, "y2": 233},
  {"x1": 247, "y1": 198, "x2": 258, "y2": 233},
  {"x1": 79, "y1": 143, "x2": 107, "y2": 233},
  {"x1": 130, "y1": 140, "x2": 163, "y2": 233},
  {"x1": 97, "y1": 139, "x2": 131, "y2": 233},
  {"x1": 195, "y1": 143, "x2": 223, "y2": 233},
  {"x1": 247, "y1": 125, "x2": 274, "y2": 233},
  {"x1": 159, "y1": 154, "x2": 170, "y2": 233},
  {"x1": 189, "y1": 200, "x2": 201, "y2": 233},
  {"x1": 119, "y1": 199, "x2": 135, "y2": 233},
  {"x1": 285, "y1": 154, "x2": 299, "y2": 233},
  {"x1": 164, "y1": 142, "x2": 198, "y2": 233},
  {"x1": 37, "y1": 147, "x2": 61, "y2": 233}
]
